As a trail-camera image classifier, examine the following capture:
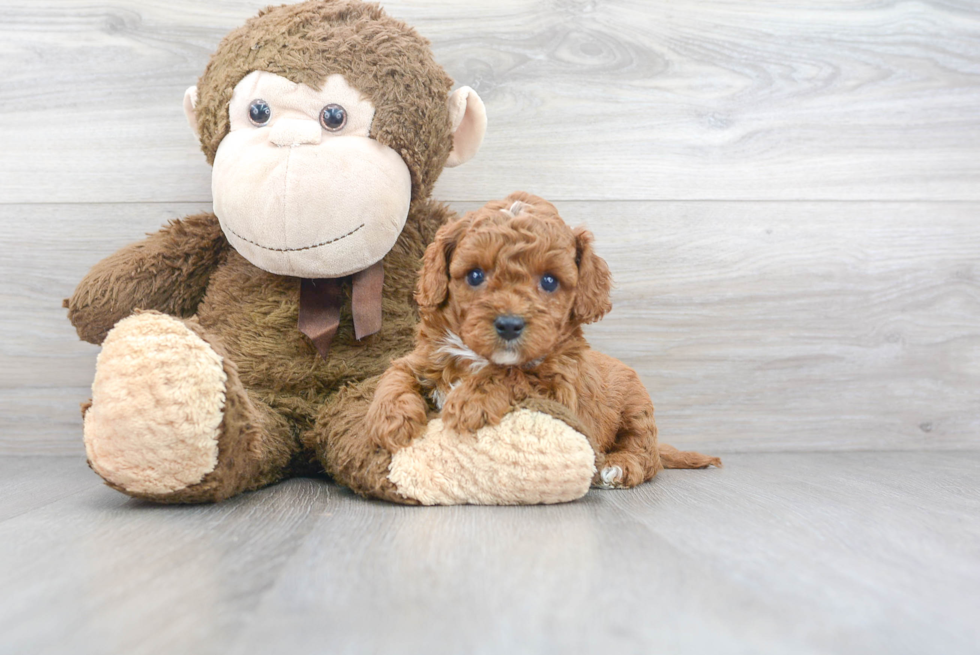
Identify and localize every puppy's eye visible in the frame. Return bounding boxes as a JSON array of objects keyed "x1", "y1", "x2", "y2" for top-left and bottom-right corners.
[
  {"x1": 466, "y1": 269, "x2": 485, "y2": 287},
  {"x1": 248, "y1": 99, "x2": 271, "y2": 126},
  {"x1": 320, "y1": 104, "x2": 347, "y2": 131},
  {"x1": 540, "y1": 273, "x2": 559, "y2": 293}
]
